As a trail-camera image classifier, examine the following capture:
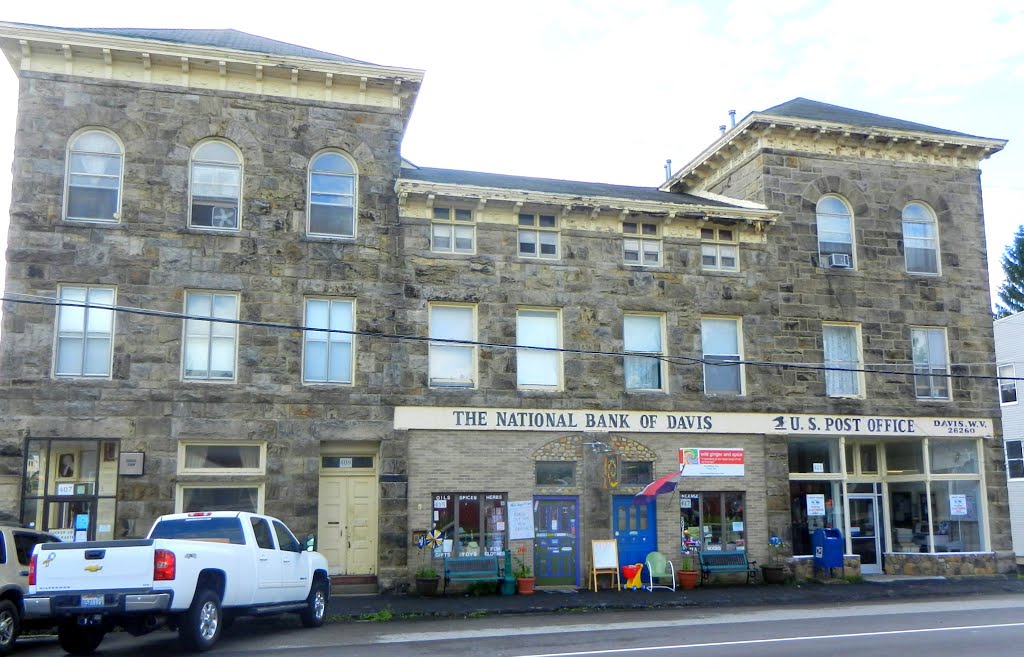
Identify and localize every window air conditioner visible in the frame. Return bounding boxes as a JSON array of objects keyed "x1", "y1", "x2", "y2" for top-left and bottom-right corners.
[{"x1": 827, "y1": 253, "x2": 851, "y2": 269}]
